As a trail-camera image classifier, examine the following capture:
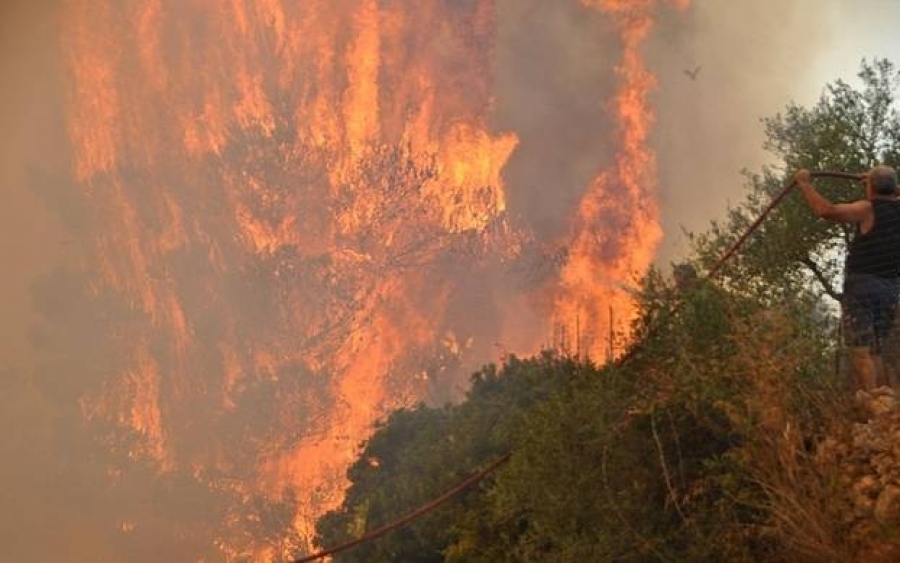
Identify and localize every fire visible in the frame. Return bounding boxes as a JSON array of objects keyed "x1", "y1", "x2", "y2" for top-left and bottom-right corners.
[
  {"x1": 58, "y1": 0, "x2": 685, "y2": 557},
  {"x1": 553, "y1": 0, "x2": 688, "y2": 359}
]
